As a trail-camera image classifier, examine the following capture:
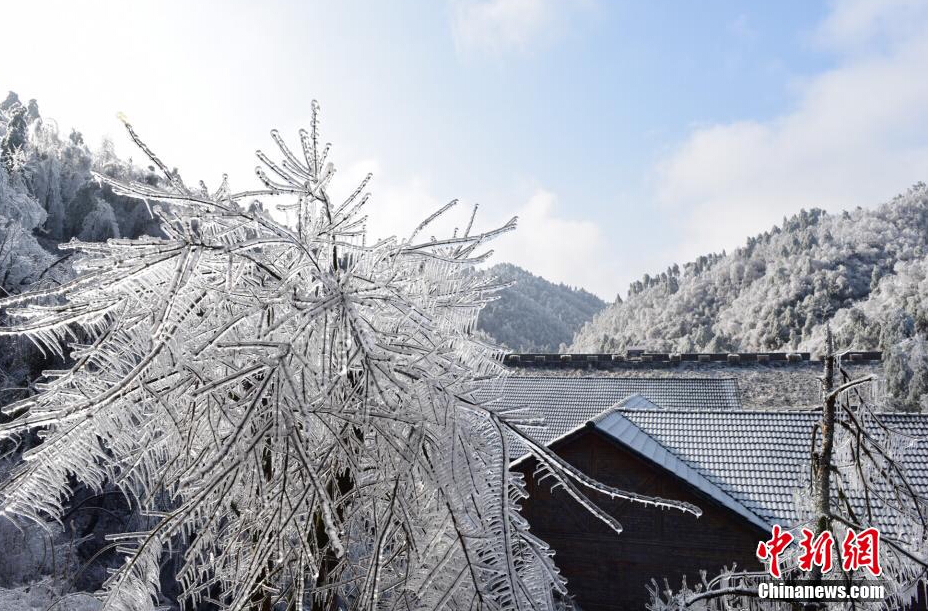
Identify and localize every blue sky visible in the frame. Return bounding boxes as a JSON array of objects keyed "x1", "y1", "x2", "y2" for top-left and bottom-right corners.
[{"x1": 3, "y1": 0, "x2": 928, "y2": 298}]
